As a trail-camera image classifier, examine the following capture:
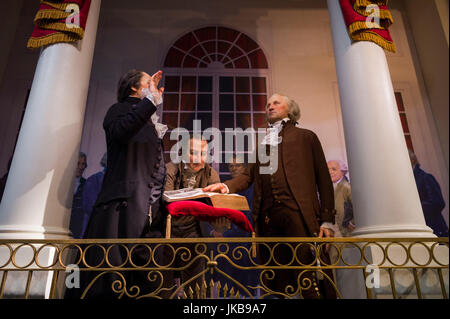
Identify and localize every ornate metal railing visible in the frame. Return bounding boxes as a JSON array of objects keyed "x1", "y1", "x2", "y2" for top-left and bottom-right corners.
[{"x1": 0, "y1": 237, "x2": 448, "y2": 299}]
